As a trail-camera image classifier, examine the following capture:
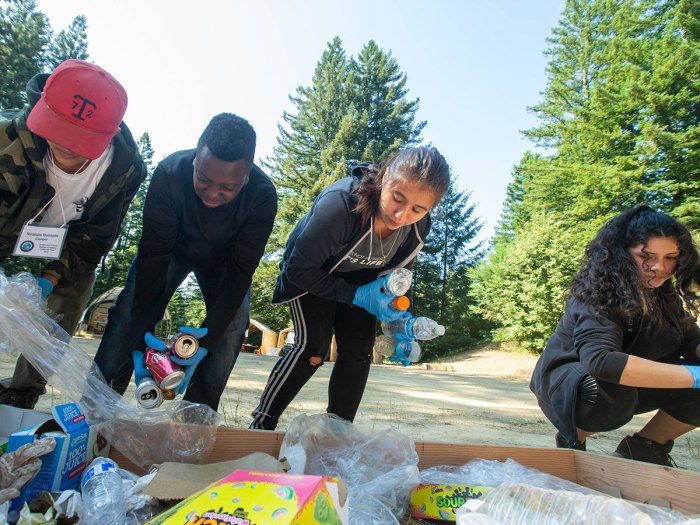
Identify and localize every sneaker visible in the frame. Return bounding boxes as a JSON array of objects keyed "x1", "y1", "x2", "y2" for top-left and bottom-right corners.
[
  {"x1": 555, "y1": 432, "x2": 586, "y2": 451},
  {"x1": 614, "y1": 433, "x2": 677, "y2": 467},
  {"x1": 0, "y1": 387, "x2": 40, "y2": 409}
]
